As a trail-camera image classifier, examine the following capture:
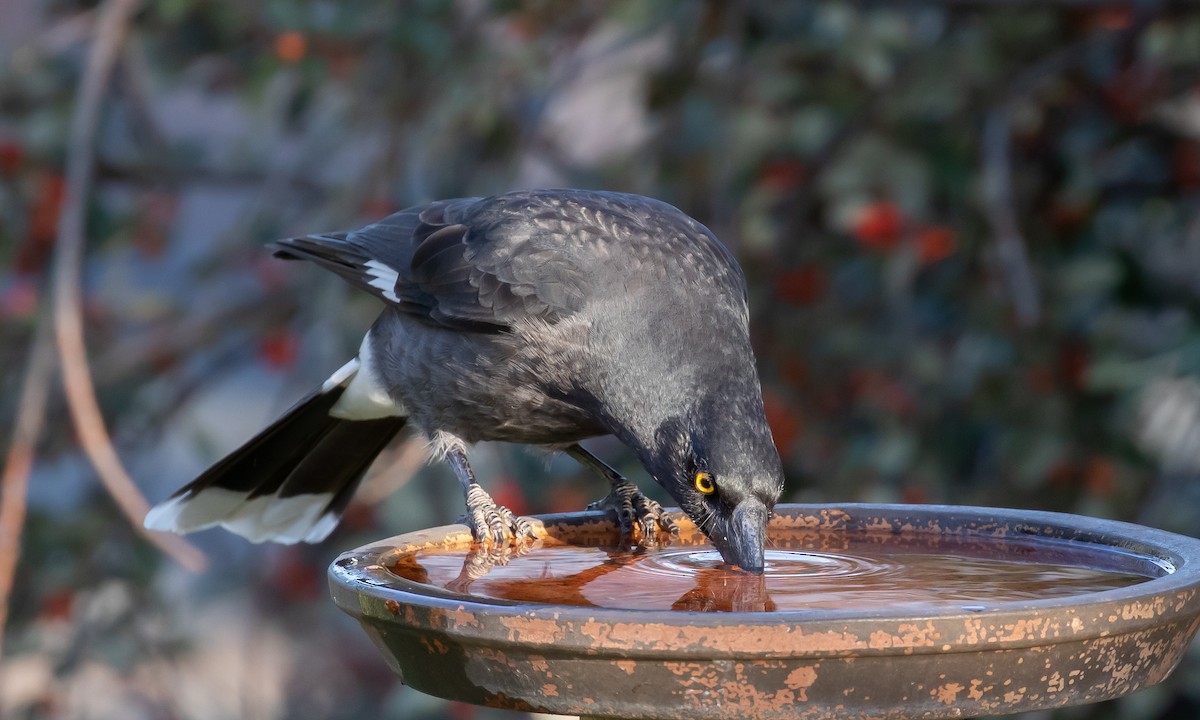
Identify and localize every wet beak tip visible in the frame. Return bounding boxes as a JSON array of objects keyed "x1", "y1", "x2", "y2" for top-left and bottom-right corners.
[
  {"x1": 739, "y1": 560, "x2": 765, "y2": 575},
  {"x1": 717, "y1": 501, "x2": 768, "y2": 574}
]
